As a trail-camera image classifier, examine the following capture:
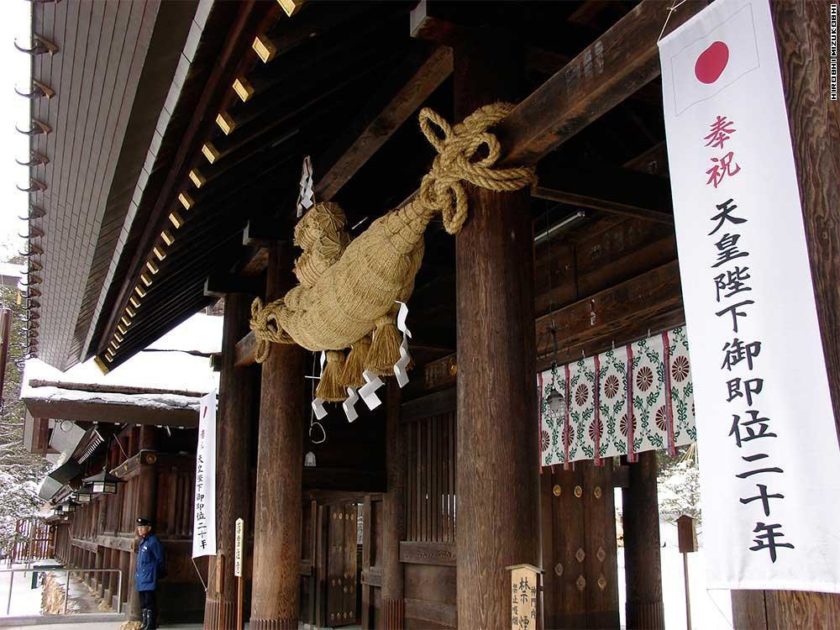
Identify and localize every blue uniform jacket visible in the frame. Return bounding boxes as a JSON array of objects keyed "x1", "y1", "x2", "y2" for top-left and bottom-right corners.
[{"x1": 135, "y1": 533, "x2": 165, "y2": 592}]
